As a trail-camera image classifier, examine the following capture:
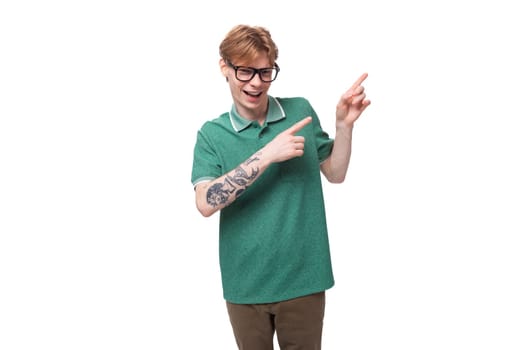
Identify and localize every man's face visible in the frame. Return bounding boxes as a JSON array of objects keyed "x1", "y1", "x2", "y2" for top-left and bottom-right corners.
[{"x1": 221, "y1": 55, "x2": 274, "y2": 120}]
